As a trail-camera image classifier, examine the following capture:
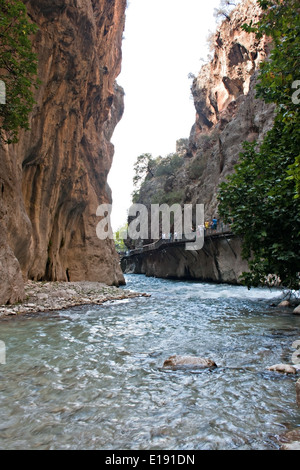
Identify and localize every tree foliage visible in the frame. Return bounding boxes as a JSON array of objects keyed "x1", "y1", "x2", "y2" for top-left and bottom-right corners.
[
  {"x1": 218, "y1": 138, "x2": 300, "y2": 290},
  {"x1": 114, "y1": 223, "x2": 128, "y2": 251},
  {"x1": 132, "y1": 153, "x2": 155, "y2": 188},
  {"x1": 155, "y1": 153, "x2": 183, "y2": 177},
  {"x1": 132, "y1": 152, "x2": 184, "y2": 203},
  {"x1": 0, "y1": 0, "x2": 39, "y2": 144},
  {"x1": 218, "y1": 0, "x2": 300, "y2": 290},
  {"x1": 242, "y1": 0, "x2": 300, "y2": 196}
]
